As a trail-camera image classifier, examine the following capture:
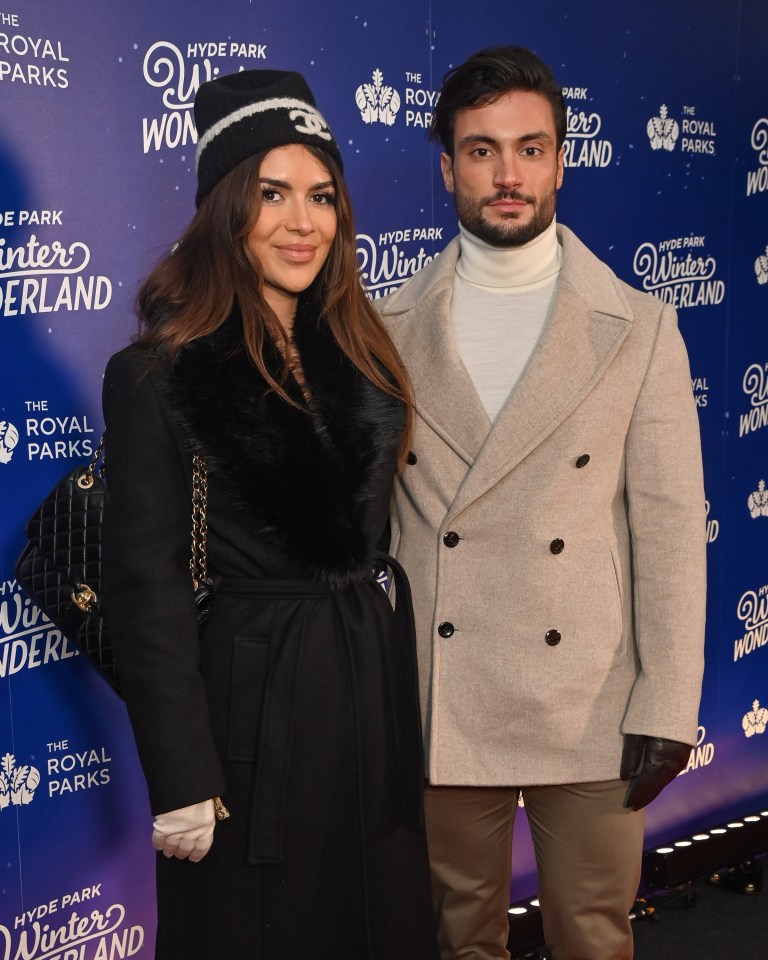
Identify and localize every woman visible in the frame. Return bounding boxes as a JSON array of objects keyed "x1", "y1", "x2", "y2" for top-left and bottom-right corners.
[{"x1": 102, "y1": 70, "x2": 438, "y2": 960}]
